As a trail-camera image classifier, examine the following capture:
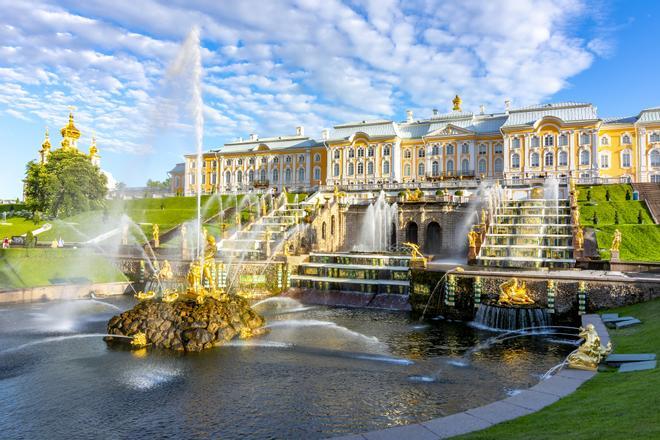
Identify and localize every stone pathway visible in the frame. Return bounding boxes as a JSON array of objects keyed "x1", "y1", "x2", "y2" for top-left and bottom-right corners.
[{"x1": 333, "y1": 315, "x2": 606, "y2": 439}]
